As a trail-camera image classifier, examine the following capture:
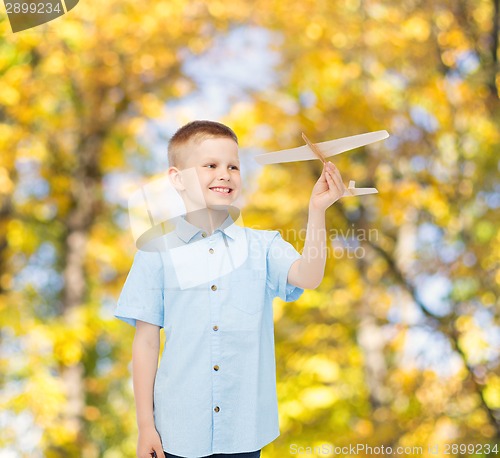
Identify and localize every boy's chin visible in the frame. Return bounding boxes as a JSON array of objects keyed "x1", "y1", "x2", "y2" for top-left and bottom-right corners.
[
  {"x1": 205, "y1": 195, "x2": 239, "y2": 210},
  {"x1": 206, "y1": 203, "x2": 233, "y2": 211}
]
